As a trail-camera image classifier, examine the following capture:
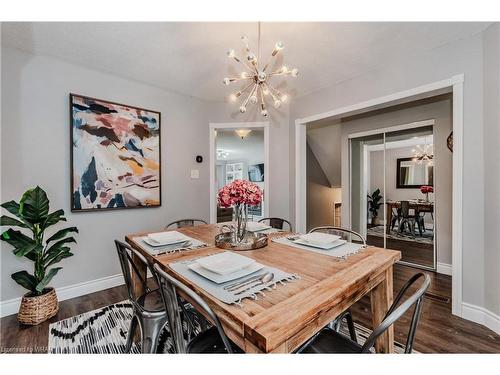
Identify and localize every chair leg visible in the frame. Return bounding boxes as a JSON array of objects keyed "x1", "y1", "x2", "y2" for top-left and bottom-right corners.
[
  {"x1": 125, "y1": 315, "x2": 138, "y2": 353},
  {"x1": 344, "y1": 311, "x2": 358, "y2": 343},
  {"x1": 139, "y1": 317, "x2": 165, "y2": 354}
]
